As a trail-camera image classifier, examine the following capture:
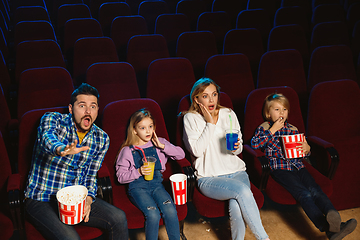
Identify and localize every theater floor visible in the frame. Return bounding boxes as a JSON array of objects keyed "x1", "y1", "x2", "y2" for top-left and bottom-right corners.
[{"x1": 129, "y1": 198, "x2": 360, "y2": 240}]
